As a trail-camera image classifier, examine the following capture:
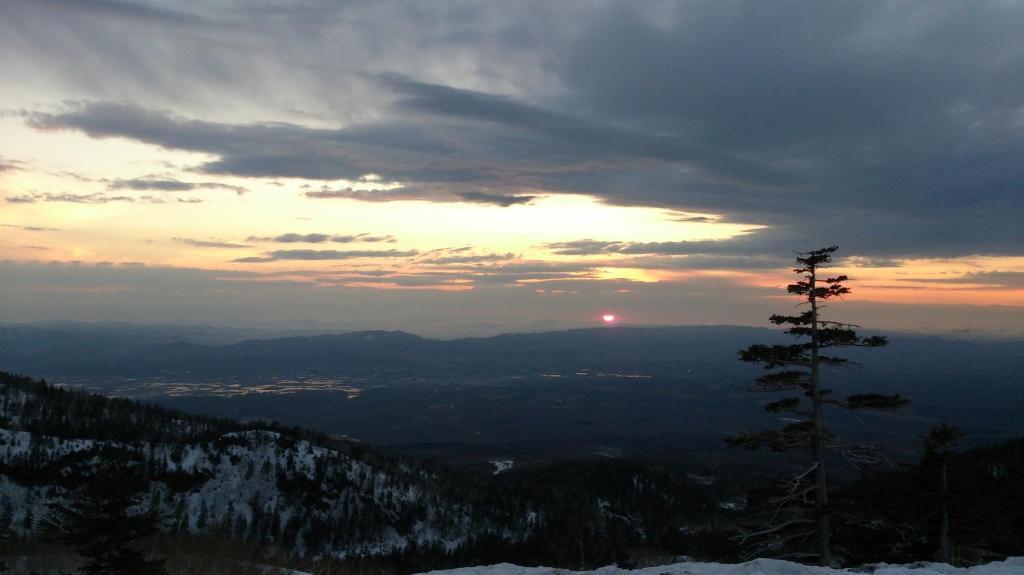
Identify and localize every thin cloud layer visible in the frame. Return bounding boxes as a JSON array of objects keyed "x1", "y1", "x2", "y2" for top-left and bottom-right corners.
[
  {"x1": 234, "y1": 249, "x2": 419, "y2": 263},
  {"x1": 109, "y1": 177, "x2": 246, "y2": 194},
  {"x1": 246, "y1": 233, "x2": 398, "y2": 244},
  {"x1": 2, "y1": 224, "x2": 60, "y2": 232},
  {"x1": 174, "y1": 237, "x2": 250, "y2": 249},
  {"x1": 7, "y1": 192, "x2": 136, "y2": 204},
  {"x1": 454, "y1": 191, "x2": 537, "y2": 207}
]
